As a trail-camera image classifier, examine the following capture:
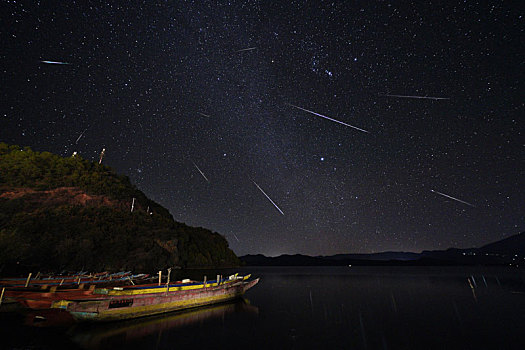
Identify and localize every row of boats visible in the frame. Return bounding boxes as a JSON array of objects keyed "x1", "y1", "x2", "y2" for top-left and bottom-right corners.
[
  {"x1": 0, "y1": 271, "x2": 145, "y2": 288},
  {"x1": 0, "y1": 271, "x2": 259, "y2": 323}
]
